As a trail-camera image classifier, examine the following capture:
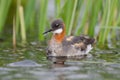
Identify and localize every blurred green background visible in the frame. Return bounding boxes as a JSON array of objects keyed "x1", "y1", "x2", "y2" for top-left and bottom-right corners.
[{"x1": 0, "y1": 0, "x2": 120, "y2": 48}]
